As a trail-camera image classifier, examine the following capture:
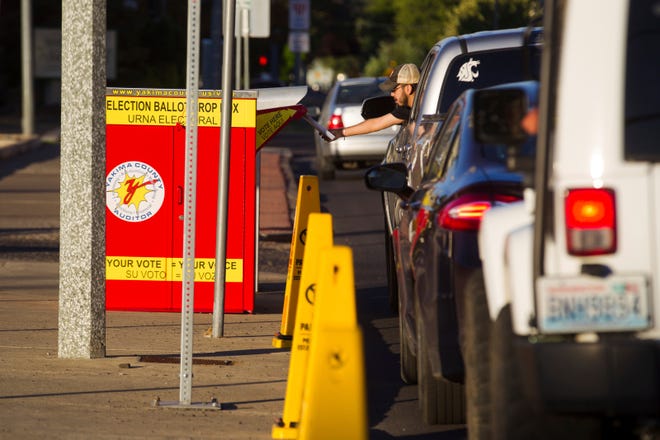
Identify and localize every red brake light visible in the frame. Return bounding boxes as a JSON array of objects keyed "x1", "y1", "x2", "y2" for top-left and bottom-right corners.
[
  {"x1": 327, "y1": 114, "x2": 344, "y2": 130},
  {"x1": 565, "y1": 188, "x2": 616, "y2": 255},
  {"x1": 437, "y1": 193, "x2": 520, "y2": 231}
]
